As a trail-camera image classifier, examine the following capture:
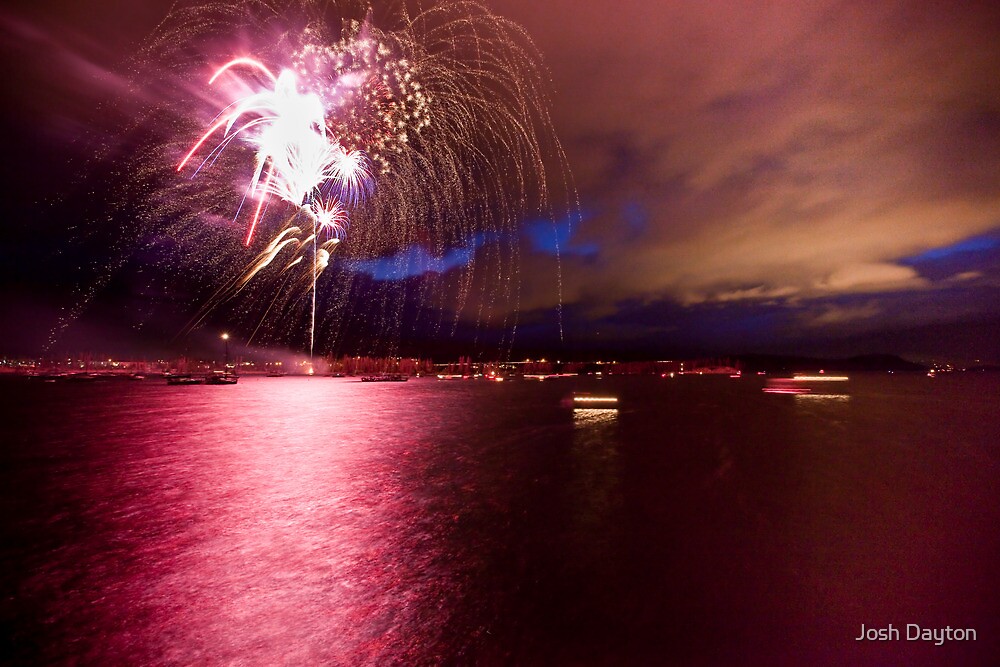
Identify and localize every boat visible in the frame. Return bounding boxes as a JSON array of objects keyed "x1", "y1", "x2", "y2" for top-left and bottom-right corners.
[
  {"x1": 63, "y1": 373, "x2": 100, "y2": 383},
  {"x1": 361, "y1": 374, "x2": 408, "y2": 382},
  {"x1": 205, "y1": 371, "x2": 239, "y2": 385},
  {"x1": 166, "y1": 374, "x2": 204, "y2": 385},
  {"x1": 524, "y1": 373, "x2": 577, "y2": 381},
  {"x1": 568, "y1": 392, "x2": 619, "y2": 410},
  {"x1": 30, "y1": 372, "x2": 67, "y2": 382}
]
